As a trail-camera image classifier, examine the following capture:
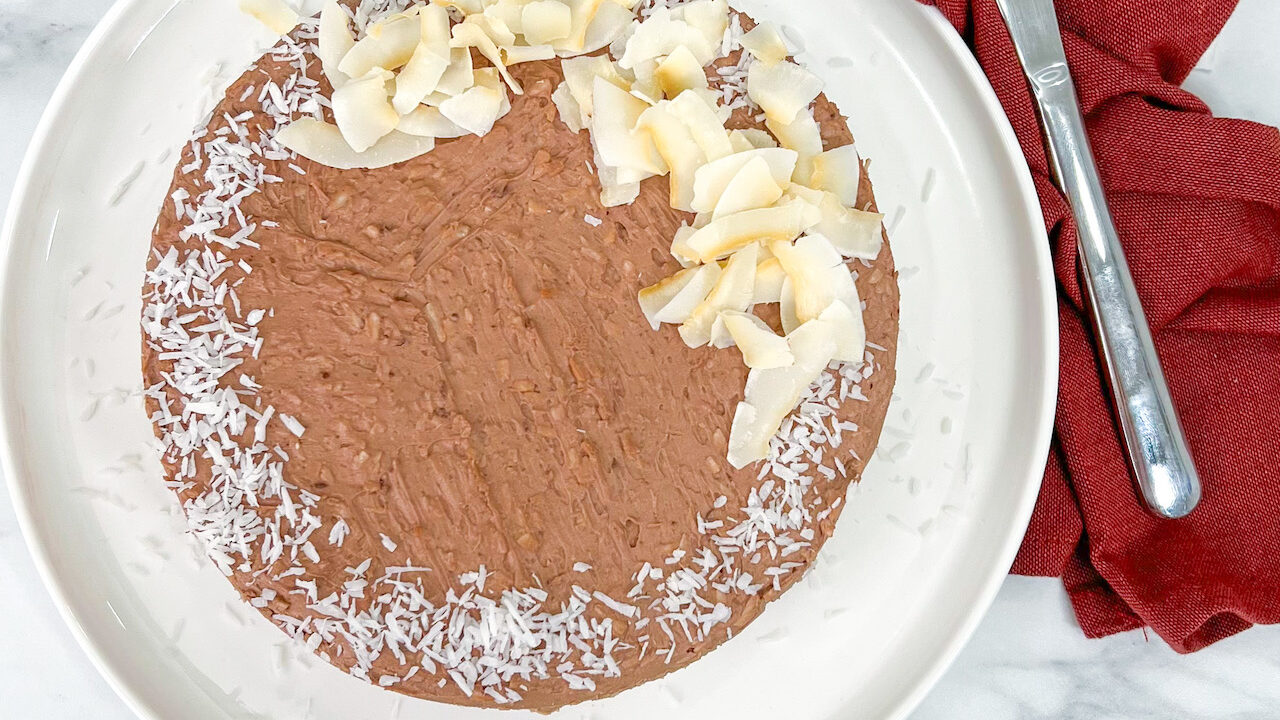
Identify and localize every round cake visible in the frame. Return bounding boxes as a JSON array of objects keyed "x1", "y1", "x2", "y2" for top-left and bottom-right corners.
[{"x1": 141, "y1": 0, "x2": 898, "y2": 711}]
